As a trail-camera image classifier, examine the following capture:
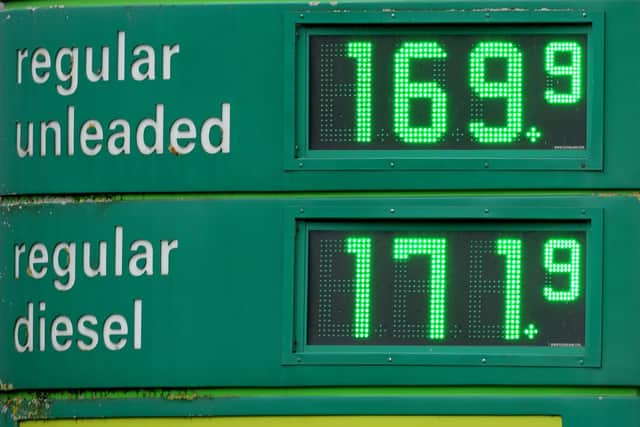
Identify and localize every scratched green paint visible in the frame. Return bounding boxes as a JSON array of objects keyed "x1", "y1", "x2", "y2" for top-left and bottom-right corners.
[{"x1": 2, "y1": 388, "x2": 640, "y2": 427}]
